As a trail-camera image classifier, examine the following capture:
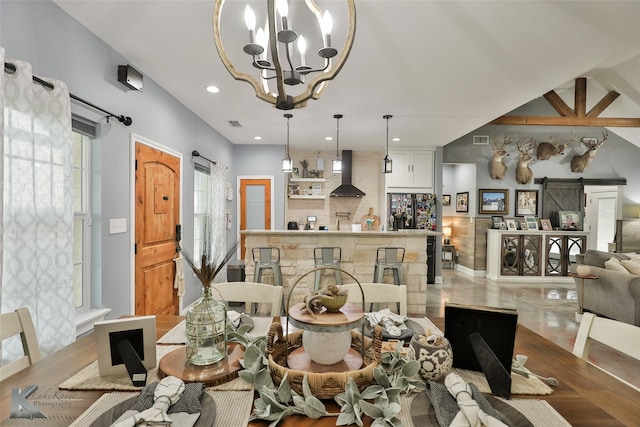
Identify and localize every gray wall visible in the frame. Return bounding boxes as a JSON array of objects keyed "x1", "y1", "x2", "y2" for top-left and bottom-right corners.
[
  {"x1": 444, "y1": 97, "x2": 640, "y2": 217},
  {"x1": 1, "y1": 0, "x2": 239, "y2": 318}
]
